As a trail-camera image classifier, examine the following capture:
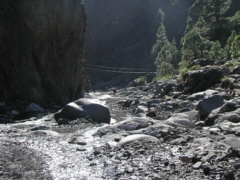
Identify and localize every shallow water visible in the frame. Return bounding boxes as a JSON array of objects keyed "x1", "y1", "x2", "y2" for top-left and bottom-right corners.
[{"x1": 0, "y1": 93, "x2": 118, "y2": 179}]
